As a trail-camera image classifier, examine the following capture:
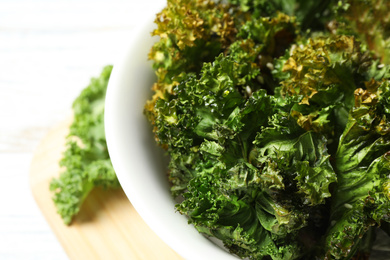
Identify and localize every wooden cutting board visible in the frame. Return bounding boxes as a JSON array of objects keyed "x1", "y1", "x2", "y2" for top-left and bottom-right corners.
[{"x1": 29, "y1": 117, "x2": 183, "y2": 260}]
